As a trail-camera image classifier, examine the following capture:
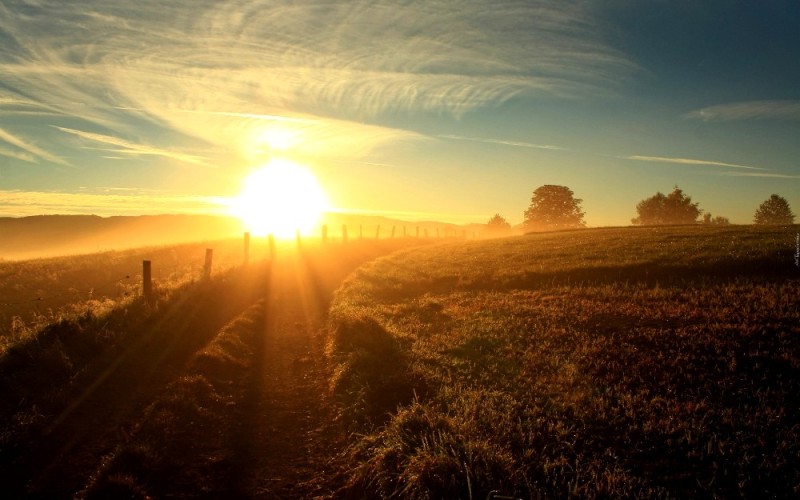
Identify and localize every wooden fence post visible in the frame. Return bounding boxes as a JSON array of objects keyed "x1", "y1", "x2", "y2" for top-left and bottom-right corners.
[
  {"x1": 403, "y1": 226, "x2": 407, "y2": 238},
  {"x1": 391, "y1": 226, "x2": 396, "y2": 238},
  {"x1": 375, "y1": 225, "x2": 380, "y2": 239},
  {"x1": 424, "y1": 228, "x2": 429, "y2": 238},
  {"x1": 204, "y1": 248, "x2": 213, "y2": 279},
  {"x1": 359, "y1": 224, "x2": 363, "y2": 239},
  {"x1": 142, "y1": 260, "x2": 152, "y2": 302},
  {"x1": 322, "y1": 224, "x2": 328, "y2": 243},
  {"x1": 416, "y1": 226, "x2": 420, "y2": 238},
  {"x1": 244, "y1": 232, "x2": 250, "y2": 265},
  {"x1": 342, "y1": 225, "x2": 348, "y2": 243}
]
